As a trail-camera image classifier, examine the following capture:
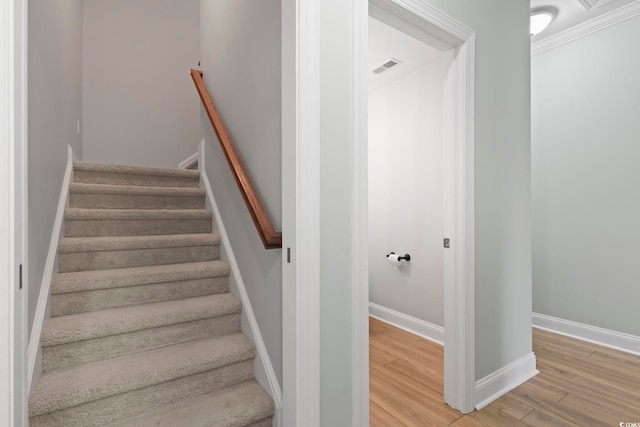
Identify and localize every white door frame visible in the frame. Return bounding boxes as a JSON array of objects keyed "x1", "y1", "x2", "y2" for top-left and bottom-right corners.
[
  {"x1": 282, "y1": 0, "x2": 474, "y2": 423},
  {"x1": 281, "y1": 0, "x2": 321, "y2": 425},
  {"x1": 1, "y1": 0, "x2": 28, "y2": 425},
  {"x1": 367, "y1": 0, "x2": 476, "y2": 414}
]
